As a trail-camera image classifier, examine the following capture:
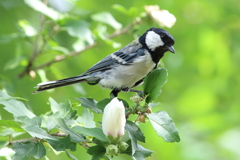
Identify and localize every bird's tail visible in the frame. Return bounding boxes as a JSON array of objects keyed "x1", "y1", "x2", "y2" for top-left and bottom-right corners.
[{"x1": 33, "y1": 75, "x2": 88, "y2": 94}]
